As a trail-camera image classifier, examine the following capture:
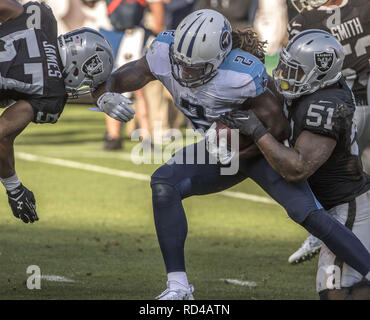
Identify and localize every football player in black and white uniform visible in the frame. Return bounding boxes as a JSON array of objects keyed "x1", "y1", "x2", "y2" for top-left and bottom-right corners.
[
  {"x1": 220, "y1": 29, "x2": 370, "y2": 299},
  {"x1": 0, "y1": 0, "x2": 115, "y2": 223},
  {"x1": 285, "y1": 0, "x2": 370, "y2": 264}
]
